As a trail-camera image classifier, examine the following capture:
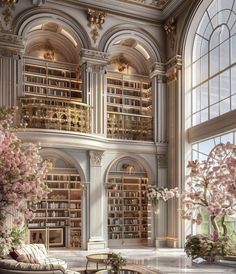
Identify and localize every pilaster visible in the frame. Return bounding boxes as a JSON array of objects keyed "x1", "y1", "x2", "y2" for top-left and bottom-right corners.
[
  {"x1": 81, "y1": 49, "x2": 110, "y2": 136},
  {"x1": 0, "y1": 33, "x2": 24, "y2": 108},
  {"x1": 166, "y1": 55, "x2": 182, "y2": 247},
  {"x1": 87, "y1": 150, "x2": 106, "y2": 250}
]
